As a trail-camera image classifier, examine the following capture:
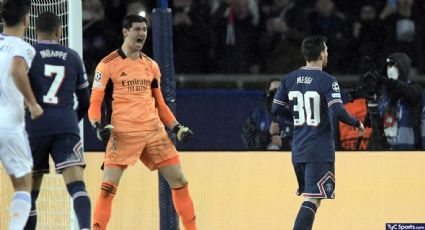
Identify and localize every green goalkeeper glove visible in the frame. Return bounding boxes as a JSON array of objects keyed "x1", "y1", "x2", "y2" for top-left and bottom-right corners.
[{"x1": 172, "y1": 124, "x2": 193, "y2": 143}]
